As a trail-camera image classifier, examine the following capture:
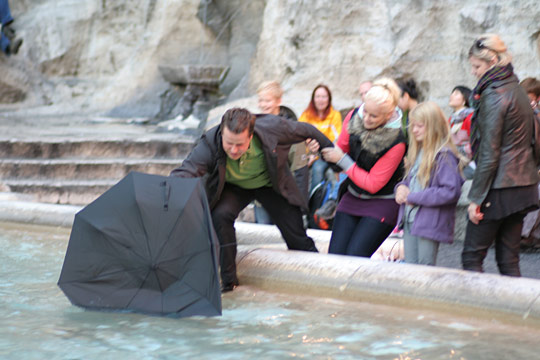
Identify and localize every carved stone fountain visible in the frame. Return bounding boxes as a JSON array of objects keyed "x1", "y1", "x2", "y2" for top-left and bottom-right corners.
[{"x1": 154, "y1": 64, "x2": 229, "y2": 134}]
